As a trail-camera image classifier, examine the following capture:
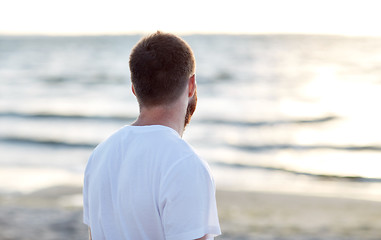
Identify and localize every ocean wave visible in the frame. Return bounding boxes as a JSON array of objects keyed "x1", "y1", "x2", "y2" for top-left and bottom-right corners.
[
  {"x1": 0, "y1": 136, "x2": 96, "y2": 149},
  {"x1": 0, "y1": 112, "x2": 136, "y2": 122},
  {"x1": 230, "y1": 143, "x2": 381, "y2": 152},
  {"x1": 0, "y1": 111, "x2": 337, "y2": 127},
  {"x1": 214, "y1": 161, "x2": 381, "y2": 182},
  {"x1": 40, "y1": 74, "x2": 128, "y2": 85},
  {"x1": 200, "y1": 115, "x2": 337, "y2": 127}
]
